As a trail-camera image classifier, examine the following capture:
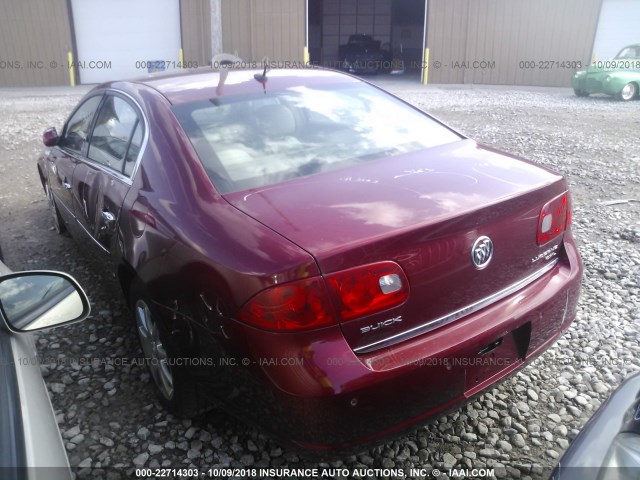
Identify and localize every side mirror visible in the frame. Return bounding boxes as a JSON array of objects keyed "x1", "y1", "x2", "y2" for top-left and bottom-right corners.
[
  {"x1": 43, "y1": 127, "x2": 59, "y2": 147},
  {"x1": 0, "y1": 271, "x2": 90, "y2": 332}
]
